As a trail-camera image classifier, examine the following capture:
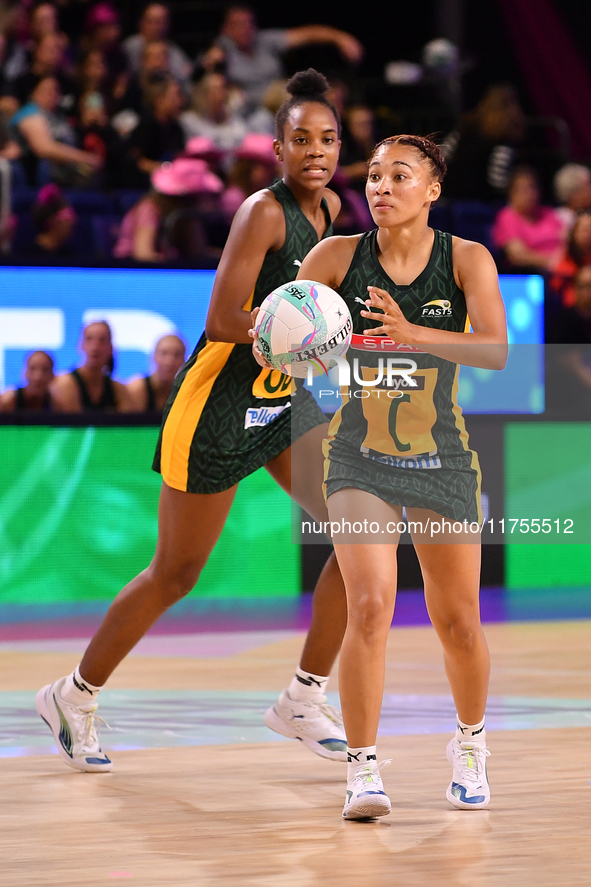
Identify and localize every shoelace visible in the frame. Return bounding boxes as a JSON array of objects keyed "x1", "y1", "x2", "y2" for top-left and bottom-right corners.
[
  {"x1": 76, "y1": 707, "x2": 110, "y2": 752},
  {"x1": 318, "y1": 702, "x2": 343, "y2": 727},
  {"x1": 352, "y1": 758, "x2": 392, "y2": 786},
  {"x1": 456, "y1": 743, "x2": 490, "y2": 784}
]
